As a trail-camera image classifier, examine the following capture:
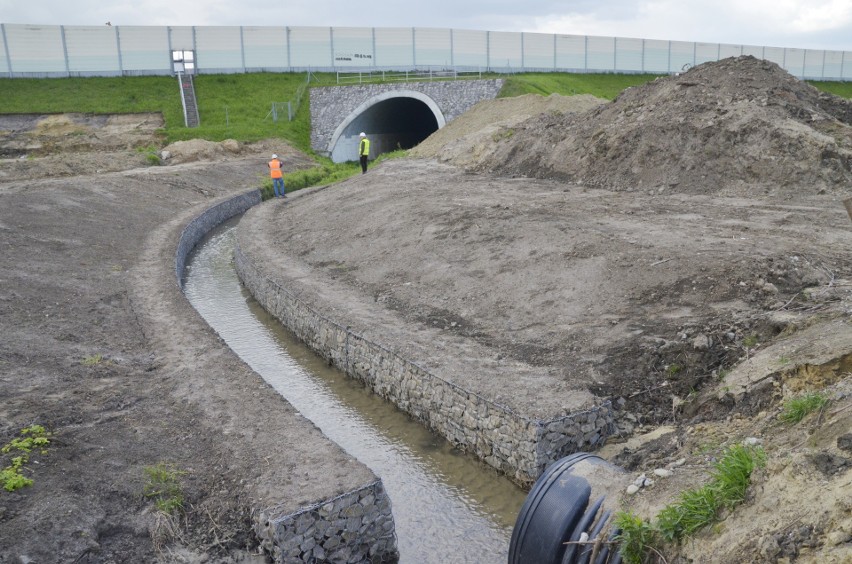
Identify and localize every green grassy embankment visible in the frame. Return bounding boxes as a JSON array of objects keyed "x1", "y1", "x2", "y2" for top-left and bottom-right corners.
[{"x1": 2, "y1": 71, "x2": 849, "y2": 190}]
